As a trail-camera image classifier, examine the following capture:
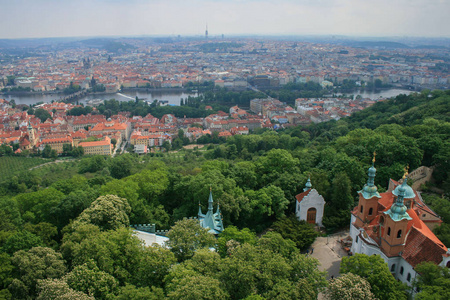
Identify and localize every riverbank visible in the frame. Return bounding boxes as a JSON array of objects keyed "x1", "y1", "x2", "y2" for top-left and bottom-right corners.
[
  {"x1": 0, "y1": 90, "x2": 62, "y2": 96},
  {"x1": 0, "y1": 87, "x2": 191, "y2": 97},
  {"x1": 2, "y1": 87, "x2": 416, "y2": 107}
]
